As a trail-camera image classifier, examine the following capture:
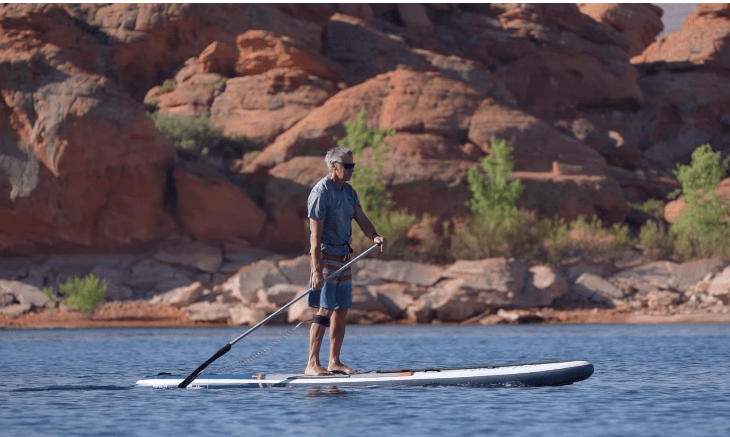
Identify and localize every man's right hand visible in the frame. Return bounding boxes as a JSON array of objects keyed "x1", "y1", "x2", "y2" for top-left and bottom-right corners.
[{"x1": 312, "y1": 270, "x2": 324, "y2": 290}]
